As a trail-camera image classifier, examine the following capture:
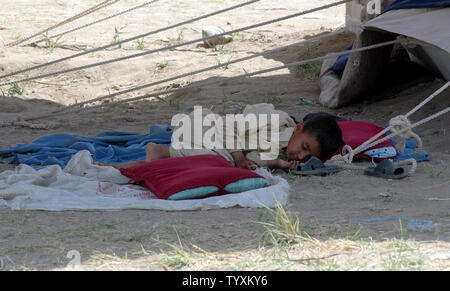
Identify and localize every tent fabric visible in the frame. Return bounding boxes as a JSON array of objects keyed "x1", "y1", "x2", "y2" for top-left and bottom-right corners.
[
  {"x1": 0, "y1": 124, "x2": 173, "y2": 168},
  {"x1": 383, "y1": 0, "x2": 450, "y2": 13},
  {"x1": 321, "y1": 2, "x2": 450, "y2": 108},
  {"x1": 333, "y1": 0, "x2": 450, "y2": 76},
  {"x1": 365, "y1": 8, "x2": 450, "y2": 53},
  {"x1": 322, "y1": 29, "x2": 397, "y2": 108},
  {"x1": 333, "y1": 44, "x2": 353, "y2": 77},
  {"x1": 365, "y1": 7, "x2": 450, "y2": 80}
]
